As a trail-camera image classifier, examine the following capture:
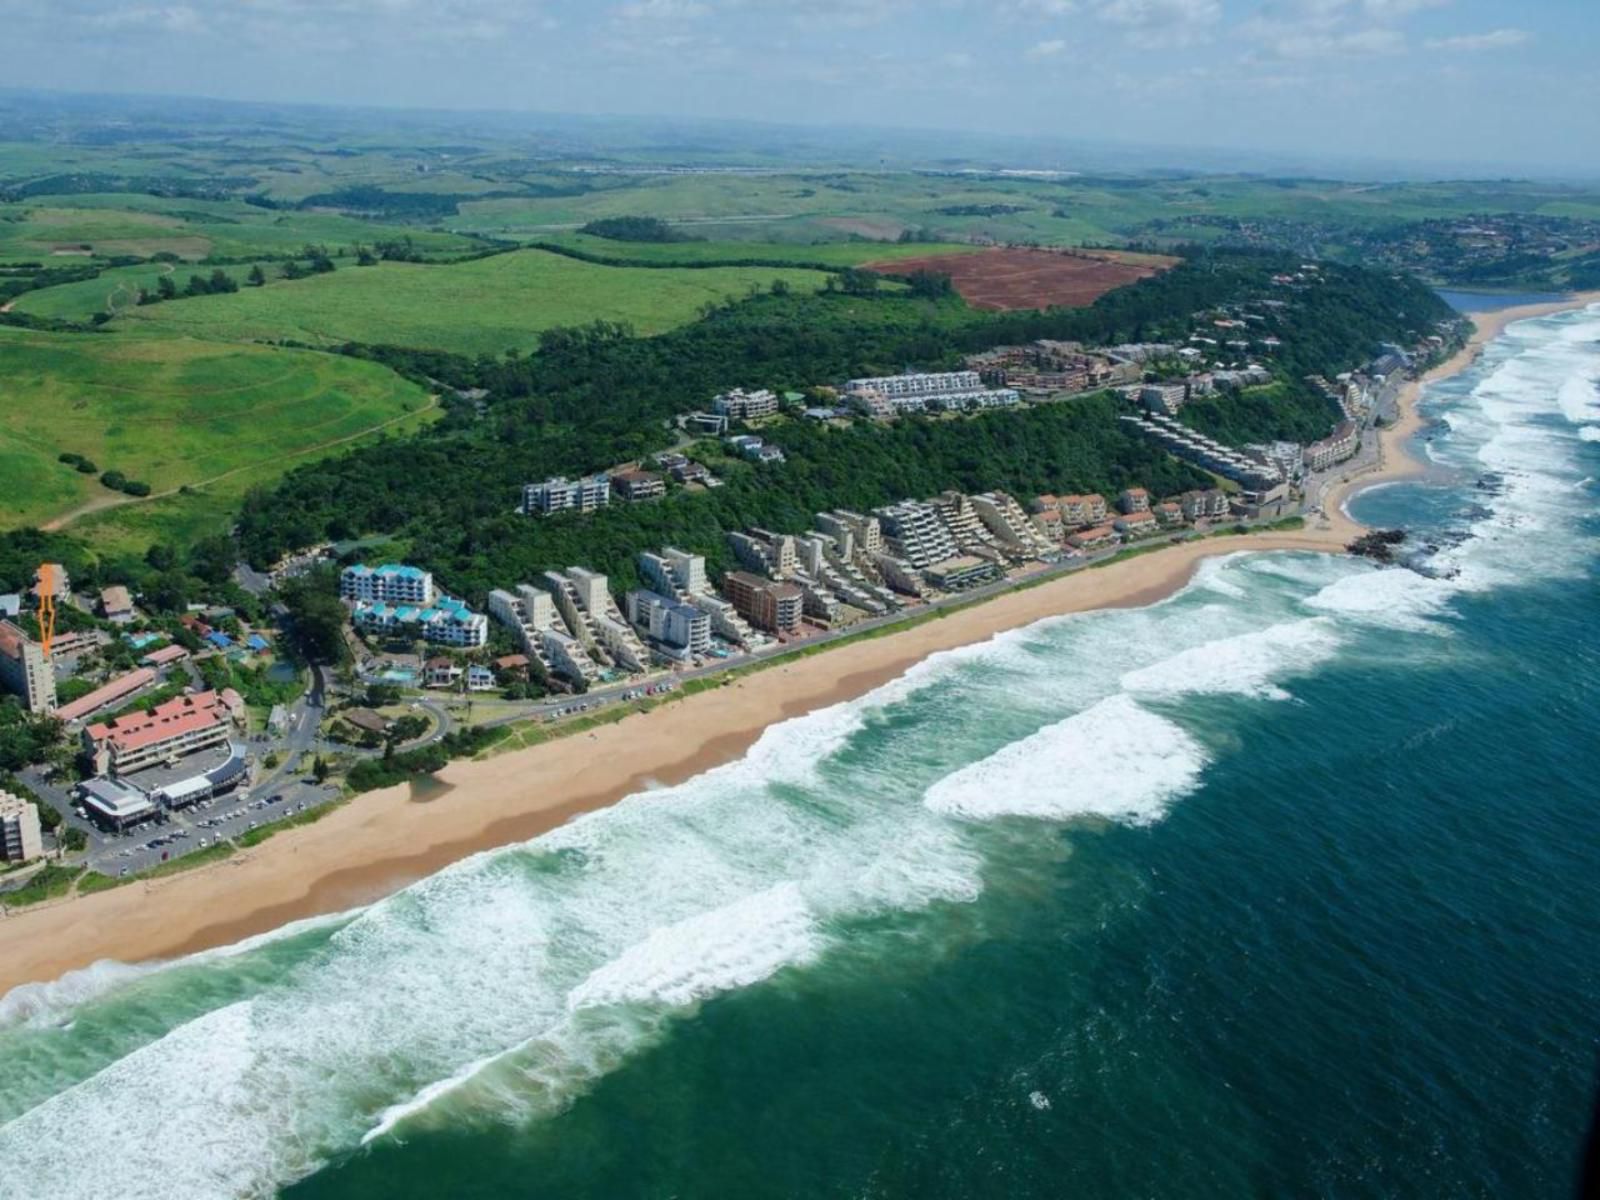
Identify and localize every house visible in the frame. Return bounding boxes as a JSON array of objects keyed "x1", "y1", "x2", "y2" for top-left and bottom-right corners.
[
  {"x1": 1154, "y1": 501, "x2": 1185, "y2": 526},
  {"x1": 99, "y1": 586, "x2": 136, "y2": 624},
  {"x1": 493, "y1": 654, "x2": 530, "y2": 676},
  {"x1": 344, "y1": 707, "x2": 392, "y2": 736},
  {"x1": 466, "y1": 665, "x2": 496, "y2": 692},
  {"x1": 424, "y1": 657, "x2": 462, "y2": 688},
  {"x1": 670, "y1": 460, "x2": 711, "y2": 485}
]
